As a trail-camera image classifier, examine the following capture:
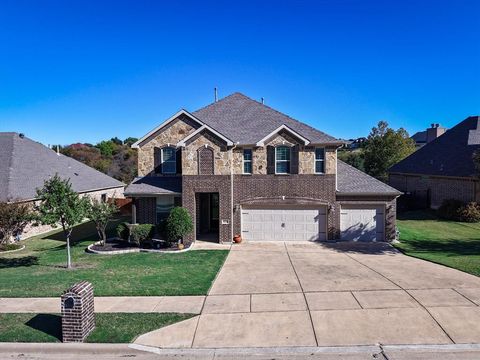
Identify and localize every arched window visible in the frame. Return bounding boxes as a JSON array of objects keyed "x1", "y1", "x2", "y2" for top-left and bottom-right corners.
[
  {"x1": 161, "y1": 147, "x2": 176, "y2": 174},
  {"x1": 198, "y1": 147, "x2": 214, "y2": 175},
  {"x1": 275, "y1": 146, "x2": 291, "y2": 174}
]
